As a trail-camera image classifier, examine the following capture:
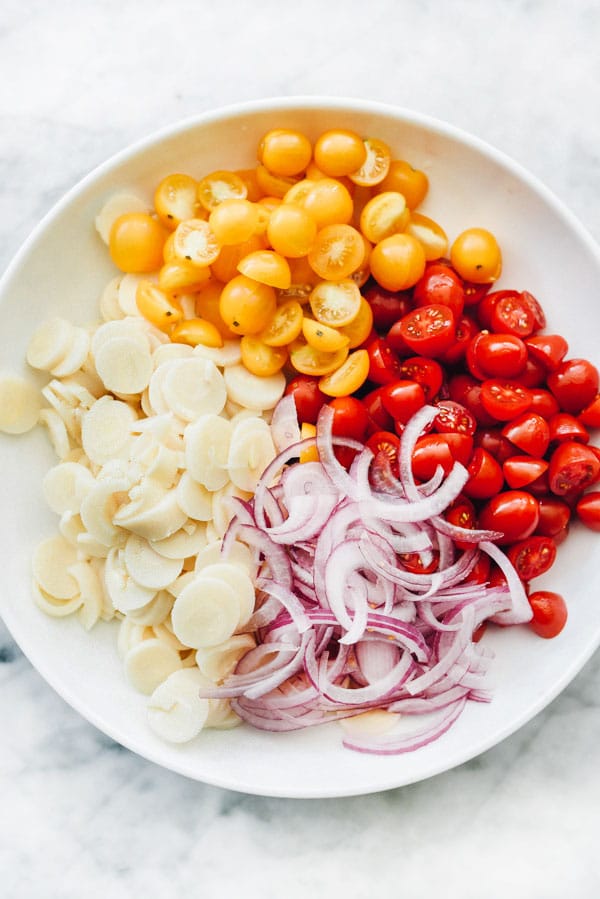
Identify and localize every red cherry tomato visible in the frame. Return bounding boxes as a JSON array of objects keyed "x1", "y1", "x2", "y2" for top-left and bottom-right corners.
[
  {"x1": 443, "y1": 495, "x2": 477, "y2": 550},
  {"x1": 576, "y1": 492, "x2": 600, "y2": 531},
  {"x1": 412, "y1": 262, "x2": 465, "y2": 320},
  {"x1": 284, "y1": 375, "x2": 327, "y2": 424},
  {"x1": 480, "y1": 379, "x2": 532, "y2": 422},
  {"x1": 386, "y1": 320, "x2": 411, "y2": 355},
  {"x1": 448, "y1": 374, "x2": 497, "y2": 426},
  {"x1": 366, "y1": 430, "x2": 401, "y2": 477},
  {"x1": 501, "y1": 412, "x2": 550, "y2": 457},
  {"x1": 366, "y1": 338, "x2": 404, "y2": 385},
  {"x1": 433, "y1": 400, "x2": 476, "y2": 436},
  {"x1": 463, "y1": 448, "x2": 504, "y2": 499},
  {"x1": 465, "y1": 332, "x2": 491, "y2": 380},
  {"x1": 412, "y1": 433, "x2": 473, "y2": 480},
  {"x1": 476, "y1": 289, "x2": 514, "y2": 329},
  {"x1": 362, "y1": 386, "x2": 394, "y2": 432},
  {"x1": 381, "y1": 379, "x2": 426, "y2": 424},
  {"x1": 471, "y1": 332, "x2": 528, "y2": 379},
  {"x1": 528, "y1": 388, "x2": 560, "y2": 419},
  {"x1": 398, "y1": 551, "x2": 440, "y2": 574},
  {"x1": 463, "y1": 280, "x2": 492, "y2": 307},
  {"x1": 507, "y1": 536, "x2": 557, "y2": 581},
  {"x1": 363, "y1": 282, "x2": 412, "y2": 331},
  {"x1": 520, "y1": 291, "x2": 546, "y2": 331},
  {"x1": 547, "y1": 358, "x2": 600, "y2": 414},
  {"x1": 548, "y1": 413, "x2": 590, "y2": 445},
  {"x1": 490, "y1": 292, "x2": 536, "y2": 337},
  {"x1": 398, "y1": 304, "x2": 456, "y2": 357},
  {"x1": 528, "y1": 591, "x2": 567, "y2": 638},
  {"x1": 548, "y1": 441, "x2": 600, "y2": 496},
  {"x1": 329, "y1": 396, "x2": 370, "y2": 442},
  {"x1": 525, "y1": 334, "x2": 568, "y2": 371},
  {"x1": 478, "y1": 490, "x2": 540, "y2": 544},
  {"x1": 517, "y1": 355, "x2": 547, "y2": 388},
  {"x1": 464, "y1": 553, "x2": 491, "y2": 585},
  {"x1": 474, "y1": 427, "x2": 515, "y2": 463},
  {"x1": 503, "y1": 455, "x2": 549, "y2": 489},
  {"x1": 578, "y1": 395, "x2": 600, "y2": 428},
  {"x1": 535, "y1": 495, "x2": 571, "y2": 537},
  {"x1": 398, "y1": 356, "x2": 444, "y2": 402},
  {"x1": 439, "y1": 314, "x2": 479, "y2": 366}
]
